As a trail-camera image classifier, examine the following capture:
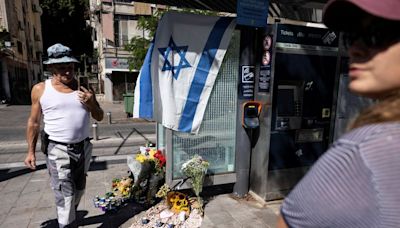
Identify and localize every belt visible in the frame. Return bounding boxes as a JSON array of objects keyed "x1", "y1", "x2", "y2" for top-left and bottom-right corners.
[{"x1": 49, "y1": 138, "x2": 89, "y2": 147}]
